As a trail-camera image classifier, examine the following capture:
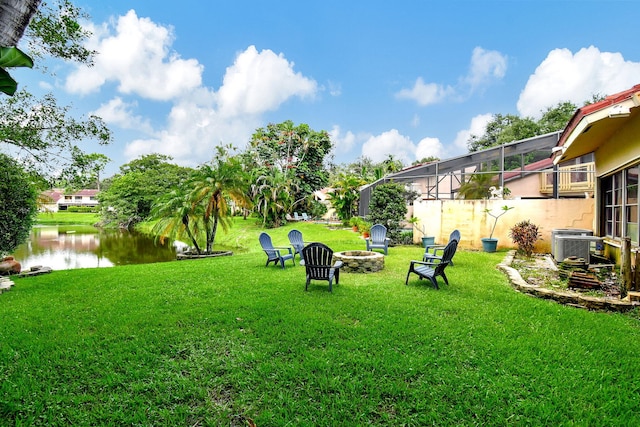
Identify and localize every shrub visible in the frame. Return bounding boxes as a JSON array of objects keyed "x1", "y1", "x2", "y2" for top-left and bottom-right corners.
[{"x1": 509, "y1": 220, "x2": 541, "y2": 257}]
